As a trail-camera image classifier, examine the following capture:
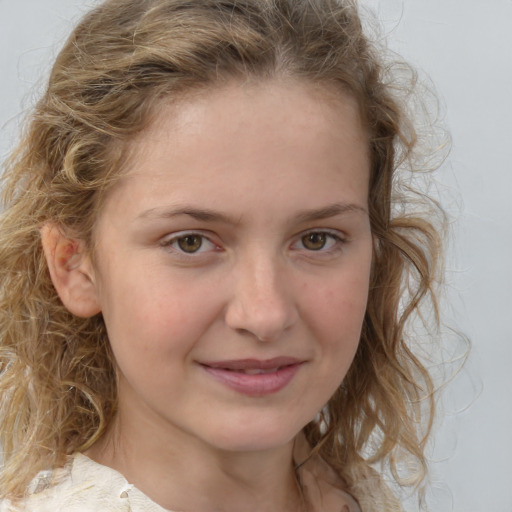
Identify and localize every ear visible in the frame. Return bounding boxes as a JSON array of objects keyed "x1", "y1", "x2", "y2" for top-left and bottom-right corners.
[{"x1": 40, "y1": 223, "x2": 101, "y2": 318}]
